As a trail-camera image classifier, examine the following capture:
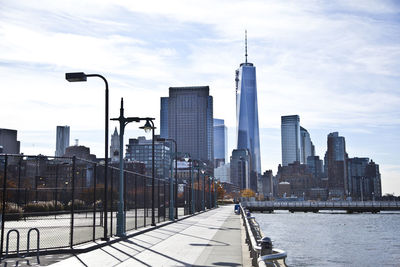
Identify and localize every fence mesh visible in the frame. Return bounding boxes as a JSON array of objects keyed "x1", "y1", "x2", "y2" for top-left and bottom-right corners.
[{"x1": 0, "y1": 154, "x2": 216, "y2": 256}]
